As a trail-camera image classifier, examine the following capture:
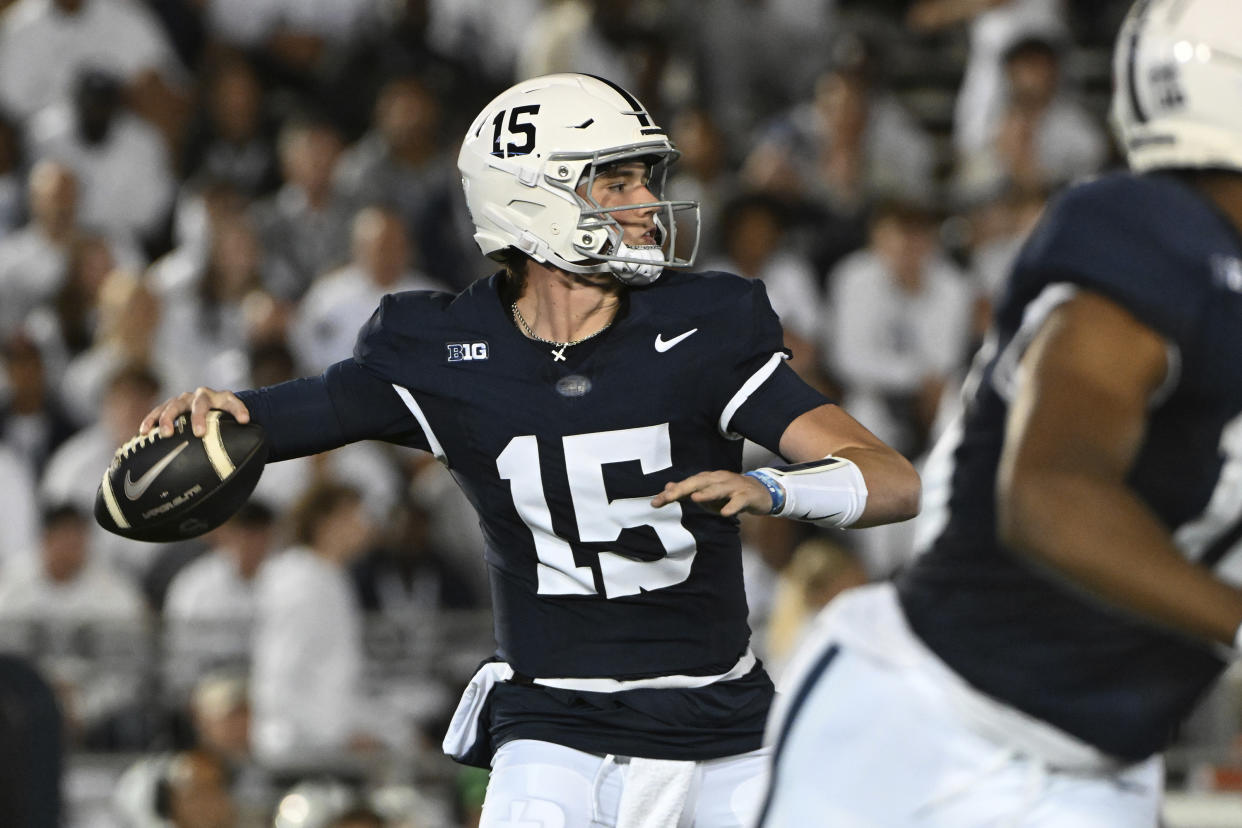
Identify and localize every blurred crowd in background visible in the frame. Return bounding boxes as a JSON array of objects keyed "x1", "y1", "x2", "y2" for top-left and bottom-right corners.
[{"x1": 0, "y1": 0, "x2": 1171, "y2": 826}]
